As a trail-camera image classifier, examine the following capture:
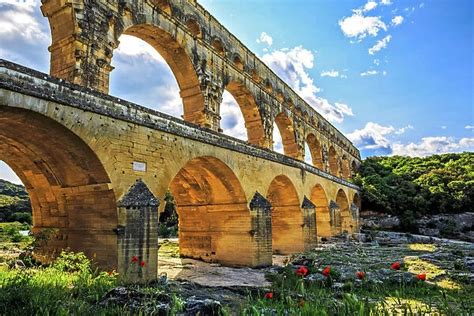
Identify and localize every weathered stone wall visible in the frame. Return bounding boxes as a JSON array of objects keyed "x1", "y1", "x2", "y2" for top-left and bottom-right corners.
[
  {"x1": 0, "y1": 60, "x2": 360, "y2": 270},
  {"x1": 40, "y1": 0, "x2": 361, "y2": 177}
]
